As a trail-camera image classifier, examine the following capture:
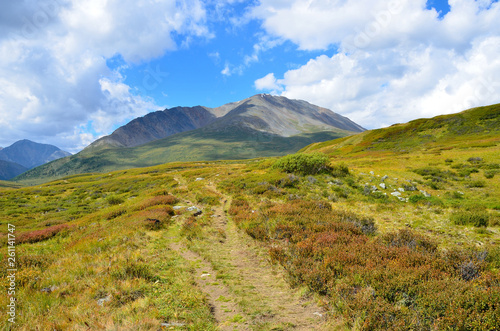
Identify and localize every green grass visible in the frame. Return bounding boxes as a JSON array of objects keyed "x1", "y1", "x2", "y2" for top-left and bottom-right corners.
[{"x1": 15, "y1": 128, "x2": 352, "y2": 184}]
